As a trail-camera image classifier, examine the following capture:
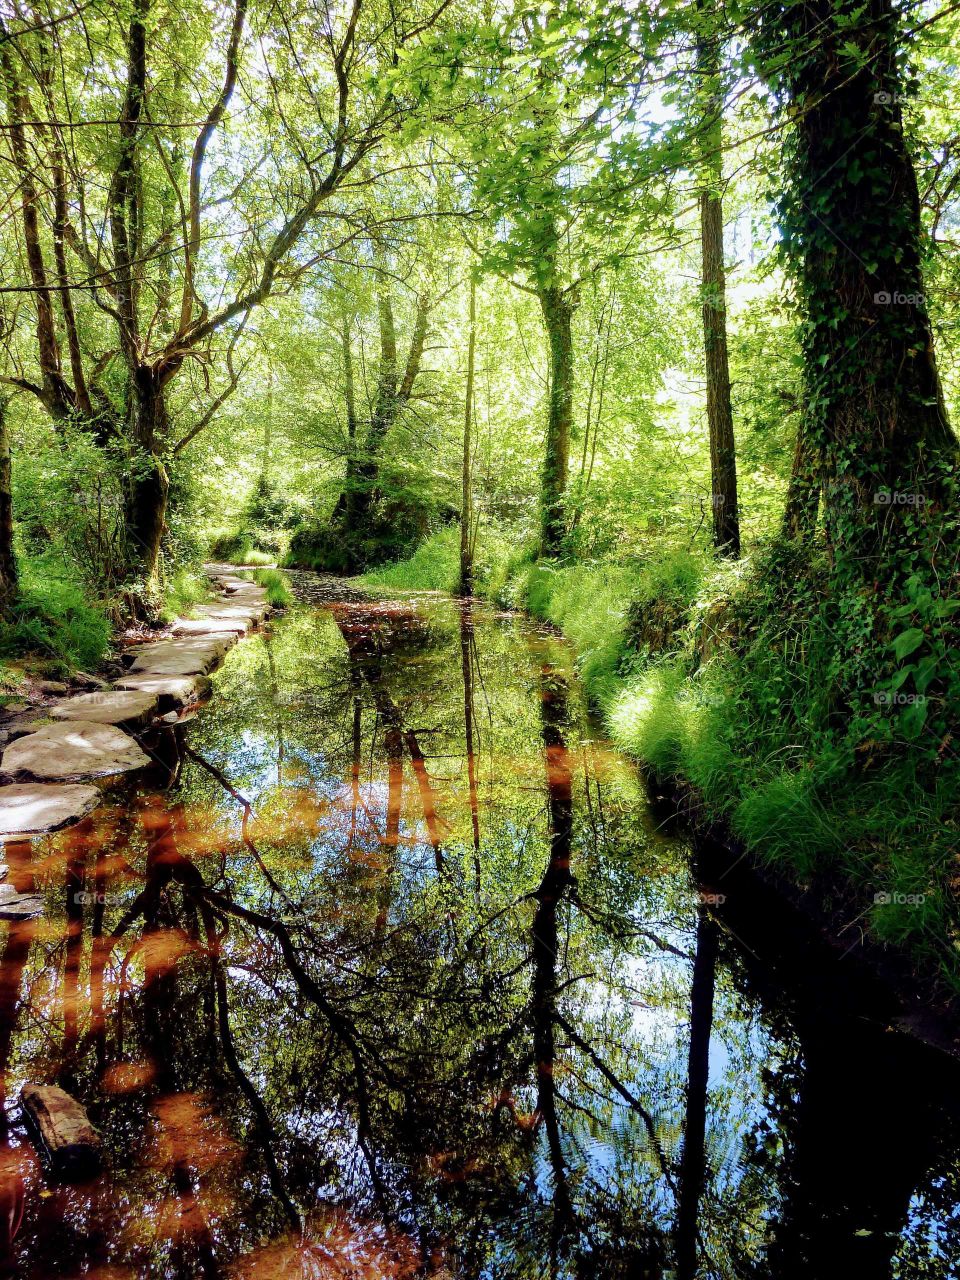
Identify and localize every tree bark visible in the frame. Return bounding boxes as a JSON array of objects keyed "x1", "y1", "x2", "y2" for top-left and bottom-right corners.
[
  {"x1": 781, "y1": 414, "x2": 821, "y2": 541},
  {"x1": 537, "y1": 285, "x2": 576, "y2": 557},
  {"x1": 460, "y1": 278, "x2": 477, "y2": 594},
  {"x1": 124, "y1": 367, "x2": 170, "y2": 585},
  {"x1": 697, "y1": 14, "x2": 740, "y2": 558}
]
